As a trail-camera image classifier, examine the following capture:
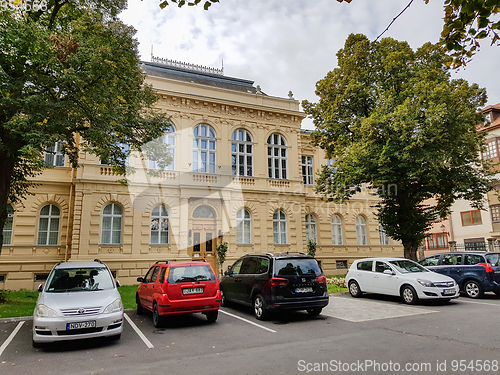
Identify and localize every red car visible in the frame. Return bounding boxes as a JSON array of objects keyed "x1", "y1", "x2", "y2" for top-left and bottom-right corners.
[{"x1": 136, "y1": 261, "x2": 221, "y2": 327}]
